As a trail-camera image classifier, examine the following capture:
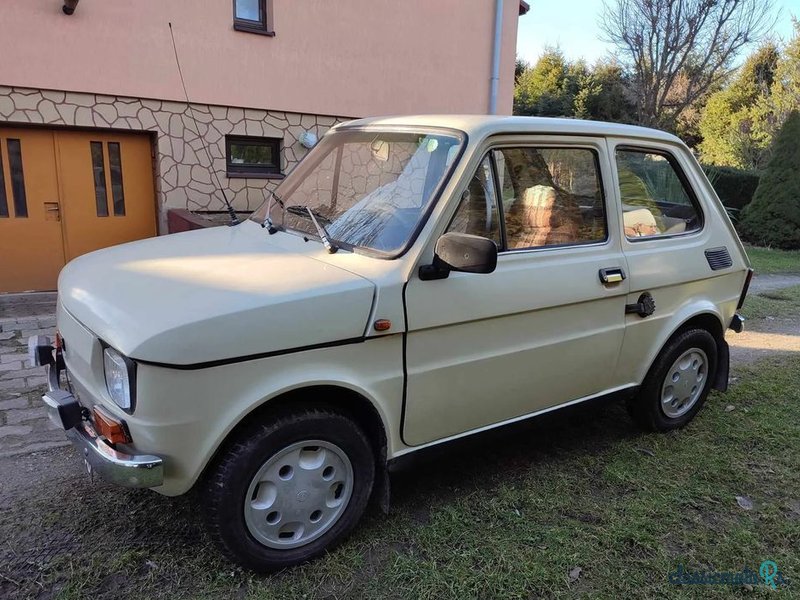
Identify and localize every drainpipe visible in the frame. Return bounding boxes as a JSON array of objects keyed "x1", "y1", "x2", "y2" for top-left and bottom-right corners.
[{"x1": 488, "y1": 0, "x2": 504, "y2": 114}]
